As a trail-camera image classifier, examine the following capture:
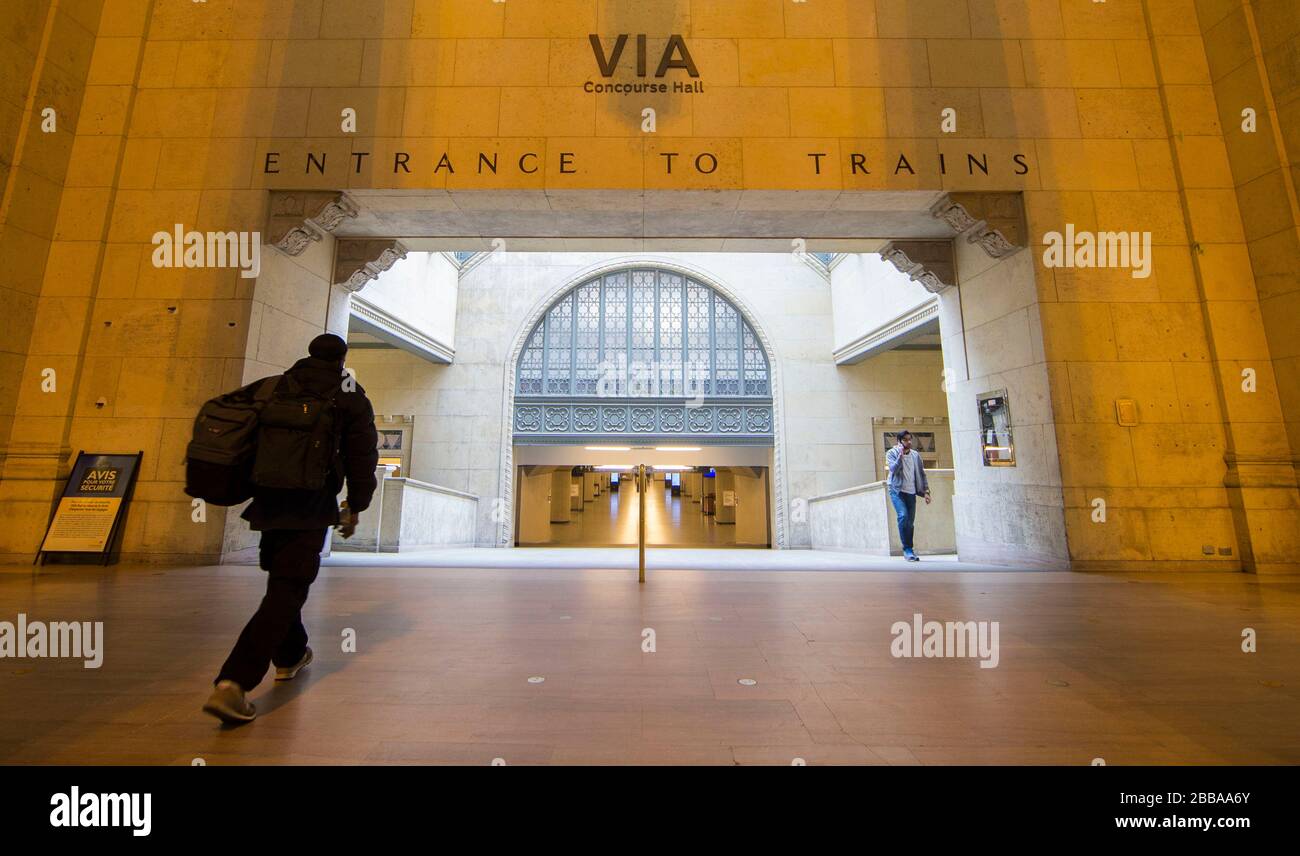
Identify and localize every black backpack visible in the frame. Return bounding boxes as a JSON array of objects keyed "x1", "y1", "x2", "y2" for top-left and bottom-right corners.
[
  {"x1": 249, "y1": 373, "x2": 342, "y2": 492},
  {"x1": 184, "y1": 376, "x2": 280, "y2": 506}
]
